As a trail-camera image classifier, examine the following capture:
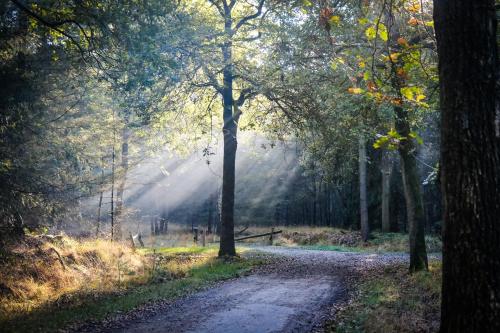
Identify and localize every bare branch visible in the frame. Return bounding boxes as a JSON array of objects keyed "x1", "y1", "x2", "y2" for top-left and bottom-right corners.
[
  {"x1": 235, "y1": 87, "x2": 258, "y2": 106},
  {"x1": 233, "y1": 0, "x2": 265, "y2": 34}
]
